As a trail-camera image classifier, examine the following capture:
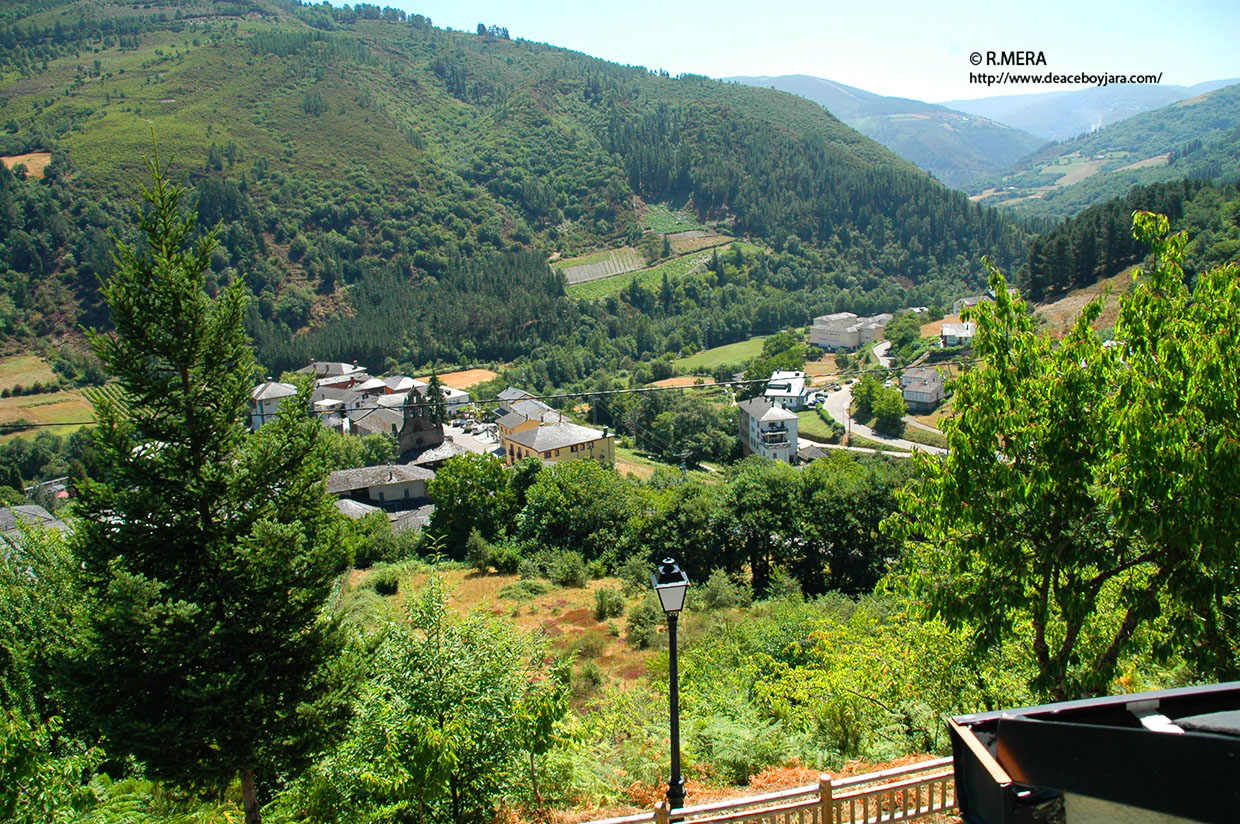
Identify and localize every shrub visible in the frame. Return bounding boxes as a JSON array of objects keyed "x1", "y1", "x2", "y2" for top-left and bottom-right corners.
[
  {"x1": 698, "y1": 569, "x2": 752, "y2": 611},
  {"x1": 626, "y1": 596, "x2": 663, "y2": 649},
  {"x1": 570, "y1": 629, "x2": 607, "y2": 659},
  {"x1": 370, "y1": 568, "x2": 400, "y2": 596},
  {"x1": 499, "y1": 578, "x2": 551, "y2": 601},
  {"x1": 518, "y1": 559, "x2": 542, "y2": 580},
  {"x1": 490, "y1": 541, "x2": 522, "y2": 574},
  {"x1": 464, "y1": 528, "x2": 491, "y2": 573},
  {"x1": 548, "y1": 551, "x2": 588, "y2": 588},
  {"x1": 579, "y1": 659, "x2": 604, "y2": 689},
  {"x1": 594, "y1": 586, "x2": 626, "y2": 621},
  {"x1": 617, "y1": 554, "x2": 651, "y2": 596}
]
